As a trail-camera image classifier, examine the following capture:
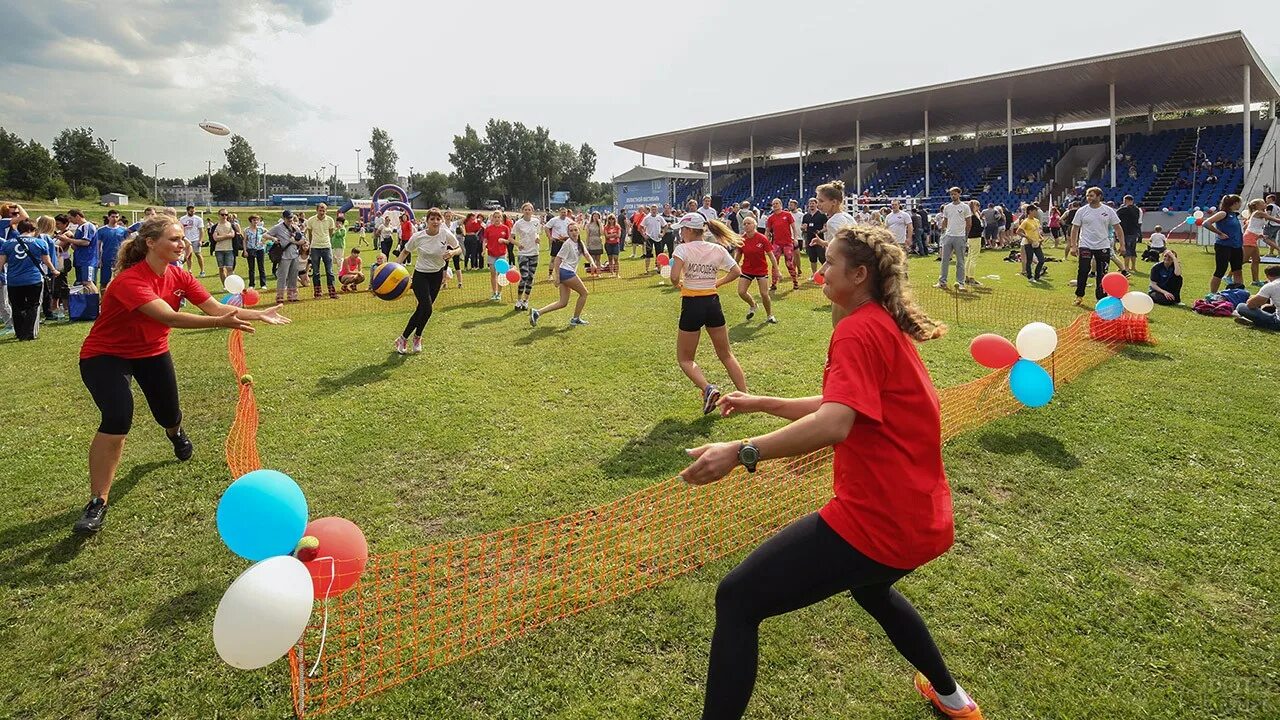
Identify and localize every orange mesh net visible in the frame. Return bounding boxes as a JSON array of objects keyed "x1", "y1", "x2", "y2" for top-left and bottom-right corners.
[{"x1": 220, "y1": 288, "x2": 1150, "y2": 718}]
